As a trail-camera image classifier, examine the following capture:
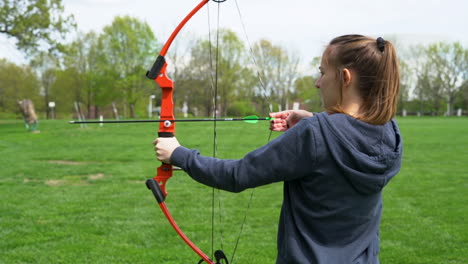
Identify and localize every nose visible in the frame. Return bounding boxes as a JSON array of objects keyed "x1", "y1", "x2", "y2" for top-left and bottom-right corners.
[{"x1": 315, "y1": 77, "x2": 320, "y2": 89}]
